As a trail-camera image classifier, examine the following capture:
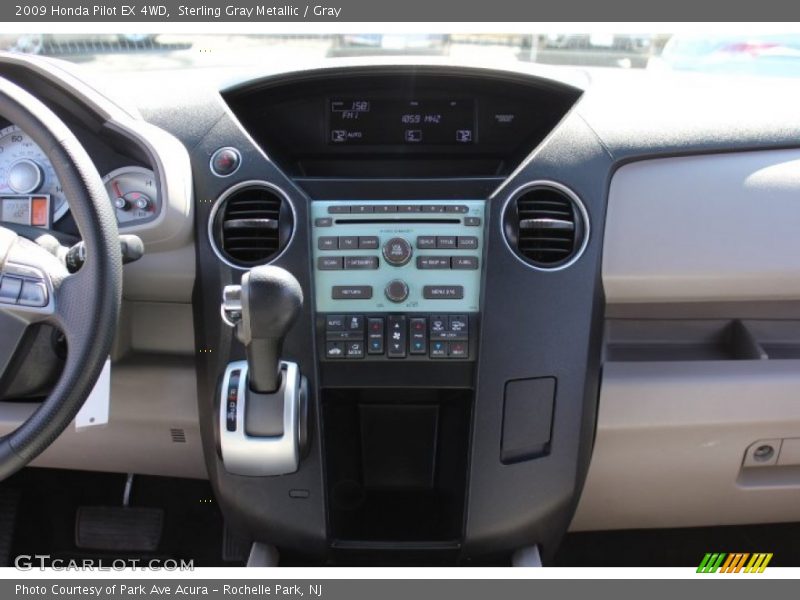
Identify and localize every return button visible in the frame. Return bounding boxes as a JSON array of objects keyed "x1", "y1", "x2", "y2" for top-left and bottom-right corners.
[
  {"x1": 423, "y1": 285, "x2": 464, "y2": 300},
  {"x1": 332, "y1": 286, "x2": 373, "y2": 300}
]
